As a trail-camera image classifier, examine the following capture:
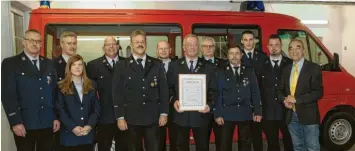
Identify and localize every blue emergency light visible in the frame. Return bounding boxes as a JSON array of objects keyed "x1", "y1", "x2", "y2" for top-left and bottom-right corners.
[
  {"x1": 239, "y1": 1, "x2": 265, "y2": 12},
  {"x1": 40, "y1": 0, "x2": 51, "y2": 9}
]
